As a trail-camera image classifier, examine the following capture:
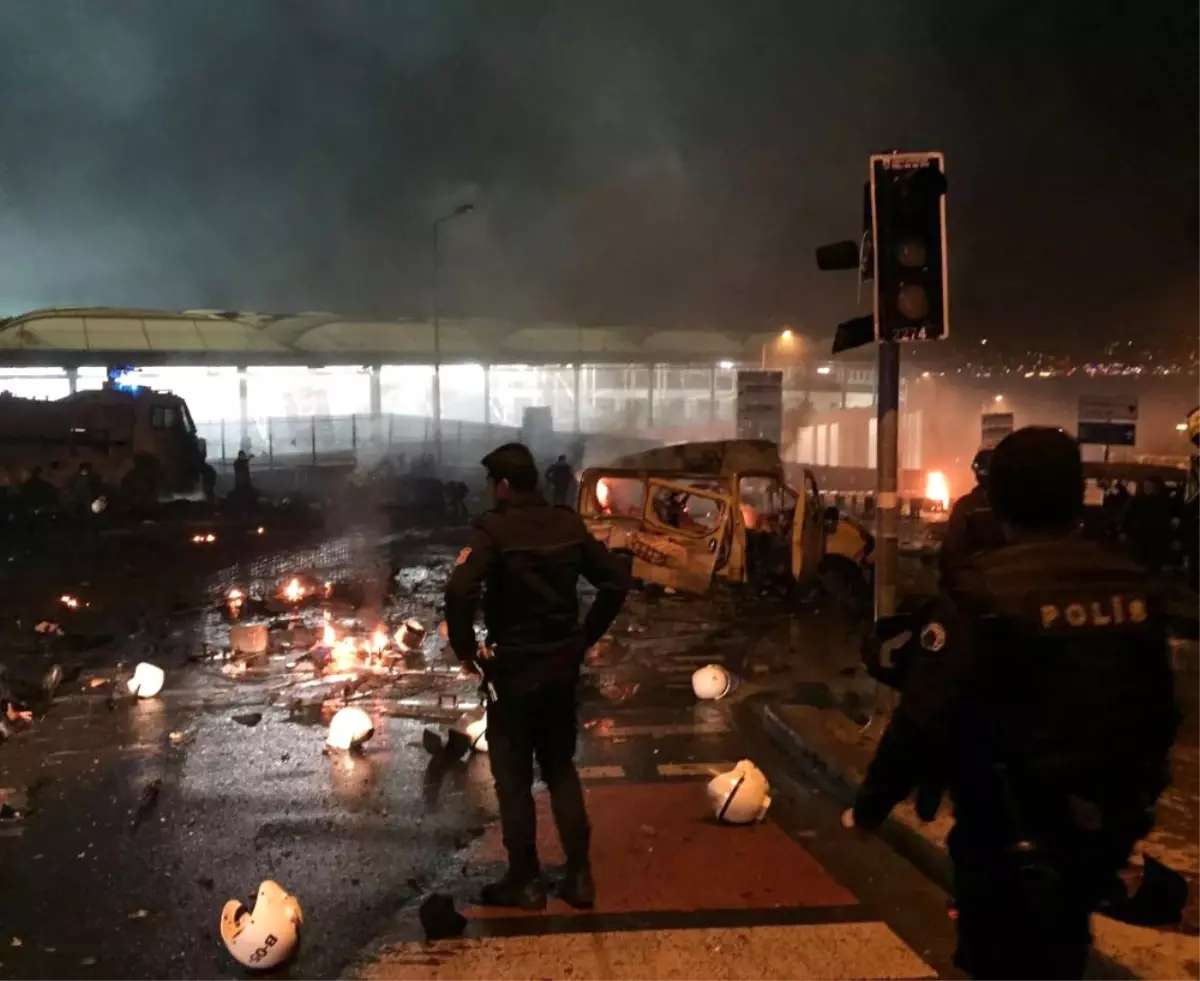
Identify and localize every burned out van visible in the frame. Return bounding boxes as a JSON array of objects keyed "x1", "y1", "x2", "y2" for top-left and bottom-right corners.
[{"x1": 577, "y1": 438, "x2": 873, "y2": 595}]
